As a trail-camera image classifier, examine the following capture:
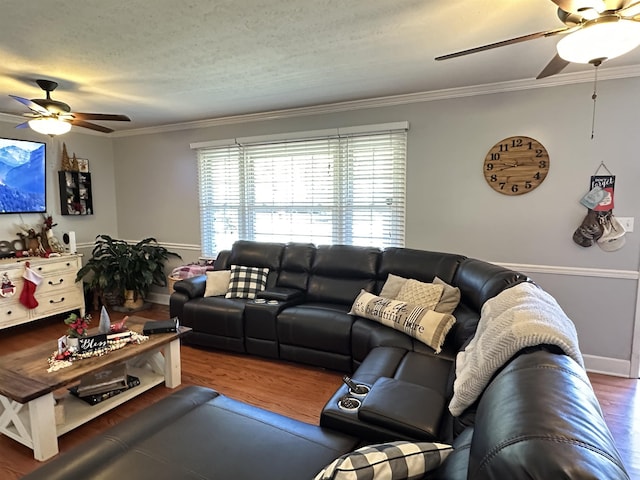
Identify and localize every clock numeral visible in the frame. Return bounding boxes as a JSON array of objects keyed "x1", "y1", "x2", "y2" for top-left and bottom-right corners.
[
  {"x1": 511, "y1": 184, "x2": 519, "y2": 193},
  {"x1": 525, "y1": 181, "x2": 532, "y2": 189},
  {"x1": 511, "y1": 138, "x2": 523, "y2": 148},
  {"x1": 499, "y1": 143, "x2": 509, "y2": 152},
  {"x1": 535, "y1": 150, "x2": 544, "y2": 158},
  {"x1": 499, "y1": 182, "x2": 506, "y2": 190},
  {"x1": 490, "y1": 174, "x2": 497, "y2": 182},
  {"x1": 534, "y1": 171, "x2": 541, "y2": 180},
  {"x1": 490, "y1": 153, "x2": 500, "y2": 161},
  {"x1": 538, "y1": 160, "x2": 546, "y2": 168},
  {"x1": 527, "y1": 141, "x2": 533, "y2": 150},
  {"x1": 486, "y1": 163, "x2": 494, "y2": 171}
]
